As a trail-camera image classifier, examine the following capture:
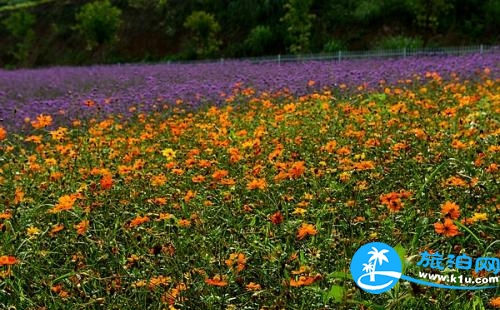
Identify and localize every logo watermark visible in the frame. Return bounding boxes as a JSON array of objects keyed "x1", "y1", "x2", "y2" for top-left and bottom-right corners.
[{"x1": 350, "y1": 242, "x2": 499, "y2": 294}]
